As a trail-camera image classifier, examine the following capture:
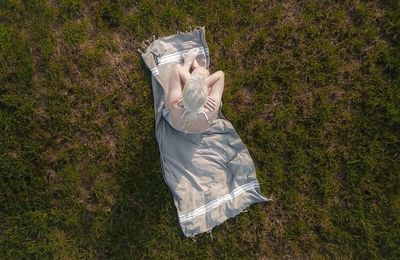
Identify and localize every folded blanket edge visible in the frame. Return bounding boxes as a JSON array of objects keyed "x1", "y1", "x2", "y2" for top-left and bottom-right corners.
[{"x1": 137, "y1": 25, "x2": 207, "y2": 55}]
